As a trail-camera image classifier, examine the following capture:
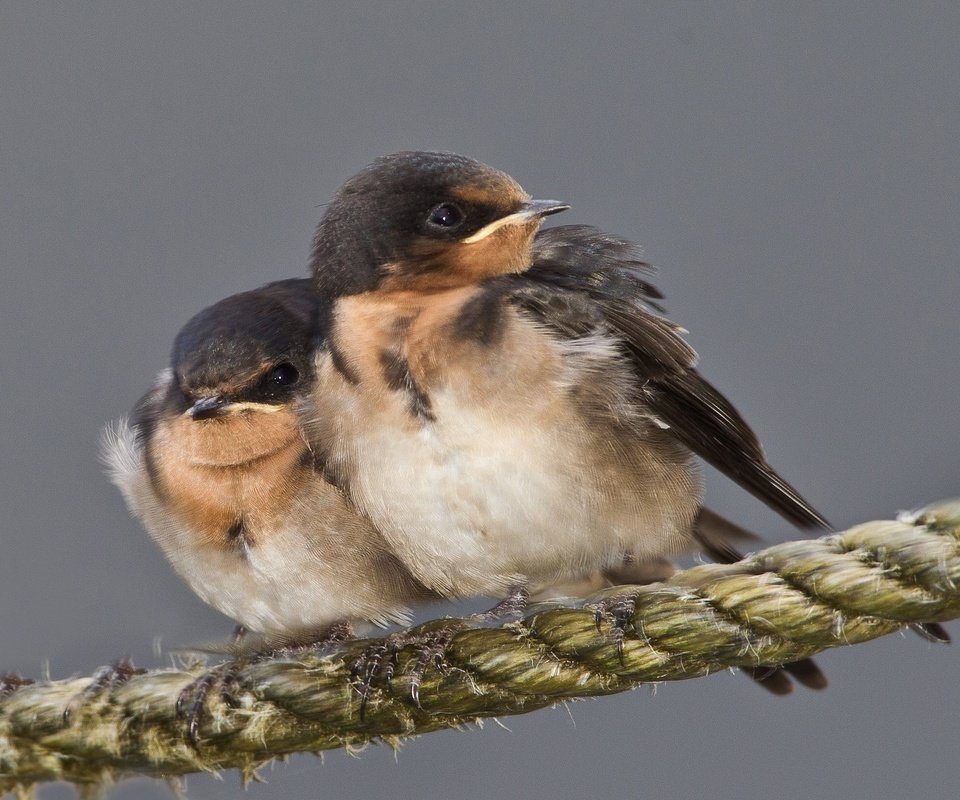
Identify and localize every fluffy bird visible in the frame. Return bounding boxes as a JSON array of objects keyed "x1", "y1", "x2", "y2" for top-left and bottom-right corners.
[
  {"x1": 306, "y1": 151, "x2": 828, "y2": 600},
  {"x1": 104, "y1": 278, "x2": 436, "y2": 642},
  {"x1": 301, "y1": 151, "x2": 839, "y2": 693}
]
